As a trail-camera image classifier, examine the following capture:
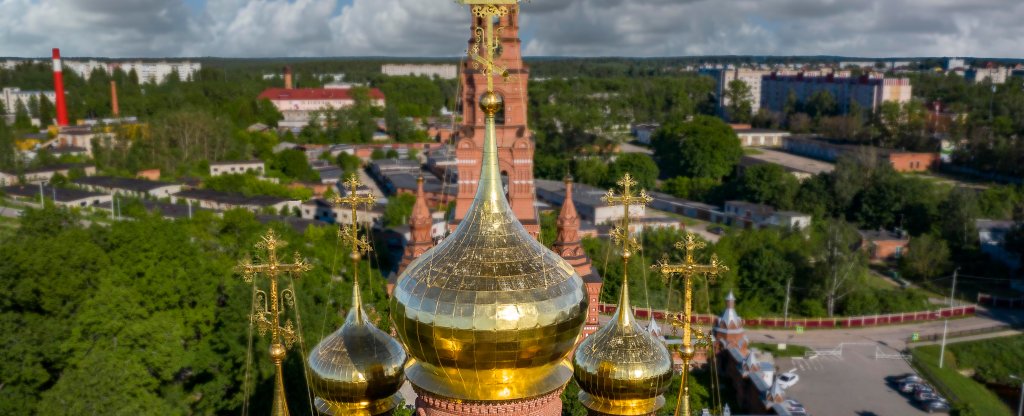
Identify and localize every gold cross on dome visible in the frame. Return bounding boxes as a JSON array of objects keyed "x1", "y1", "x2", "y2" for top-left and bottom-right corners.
[
  {"x1": 651, "y1": 231, "x2": 727, "y2": 416},
  {"x1": 458, "y1": 0, "x2": 519, "y2": 92},
  {"x1": 236, "y1": 229, "x2": 312, "y2": 350},
  {"x1": 331, "y1": 174, "x2": 376, "y2": 257},
  {"x1": 602, "y1": 173, "x2": 652, "y2": 259}
]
